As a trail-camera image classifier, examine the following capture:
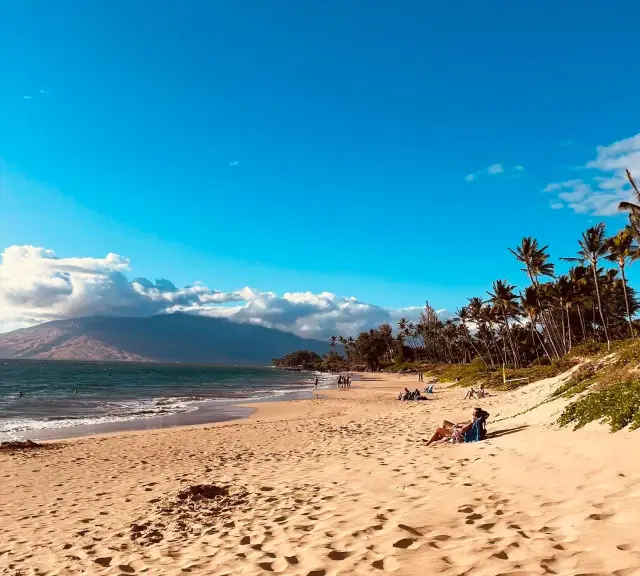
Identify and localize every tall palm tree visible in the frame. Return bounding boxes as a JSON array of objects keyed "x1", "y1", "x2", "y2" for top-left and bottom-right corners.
[
  {"x1": 454, "y1": 306, "x2": 489, "y2": 368},
  {"x1": 568, "y1": 266, "x2": 590, "y2": 342},
  {"x1": 488, "y1": 279, "x2": 521, "y2": 368},
  {"x1": 605, "y1": 227, "x2": 638, "y2": 338},
  {"x1": 467, "y1": 297, "x2": 497, "y2": 366},
  {"x1": 520, "y1": 286, "x2": 550, "y2": 360},
  {"x1": 555, "y1": 275, "x2": 574, "y2": 352},
  {"x1": 509, "y1": 237, "x2": 563, "y2": 357},
  {"x1": 329, "y1": 335, "x2": 338, "y2": 353},
  {"x1": 562, "y1": 223, "x2": 611, "y2": 351},
  {"x1": 509, "y1": 237, "x2": 555, "y2": 283}
]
